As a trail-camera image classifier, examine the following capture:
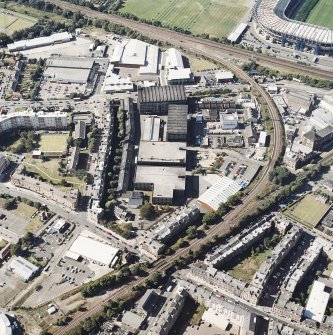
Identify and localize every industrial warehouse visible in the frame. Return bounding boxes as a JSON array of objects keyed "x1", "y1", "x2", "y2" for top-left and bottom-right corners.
[
  {"x1": 66, "y1": 234, "x2": 120, "y2": 267},
  {"x1": 138, "y1": 85, "x2": 187, "y2": 114},
  {"x1": 253, "y1": 0, "x2": 333, "y2": 54},
  {"x1": 7, "y1": 32, "x2": 73, "y2": 52},
  {"x1": 43, "y1": 56, "x2": 95, "y2": 84},
  {"x1": 134, "y1": 85, "x2": 189, "y2": 204},
  {"x1": 110, "y1": 39, "x2": 159, "y2": 75}
]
